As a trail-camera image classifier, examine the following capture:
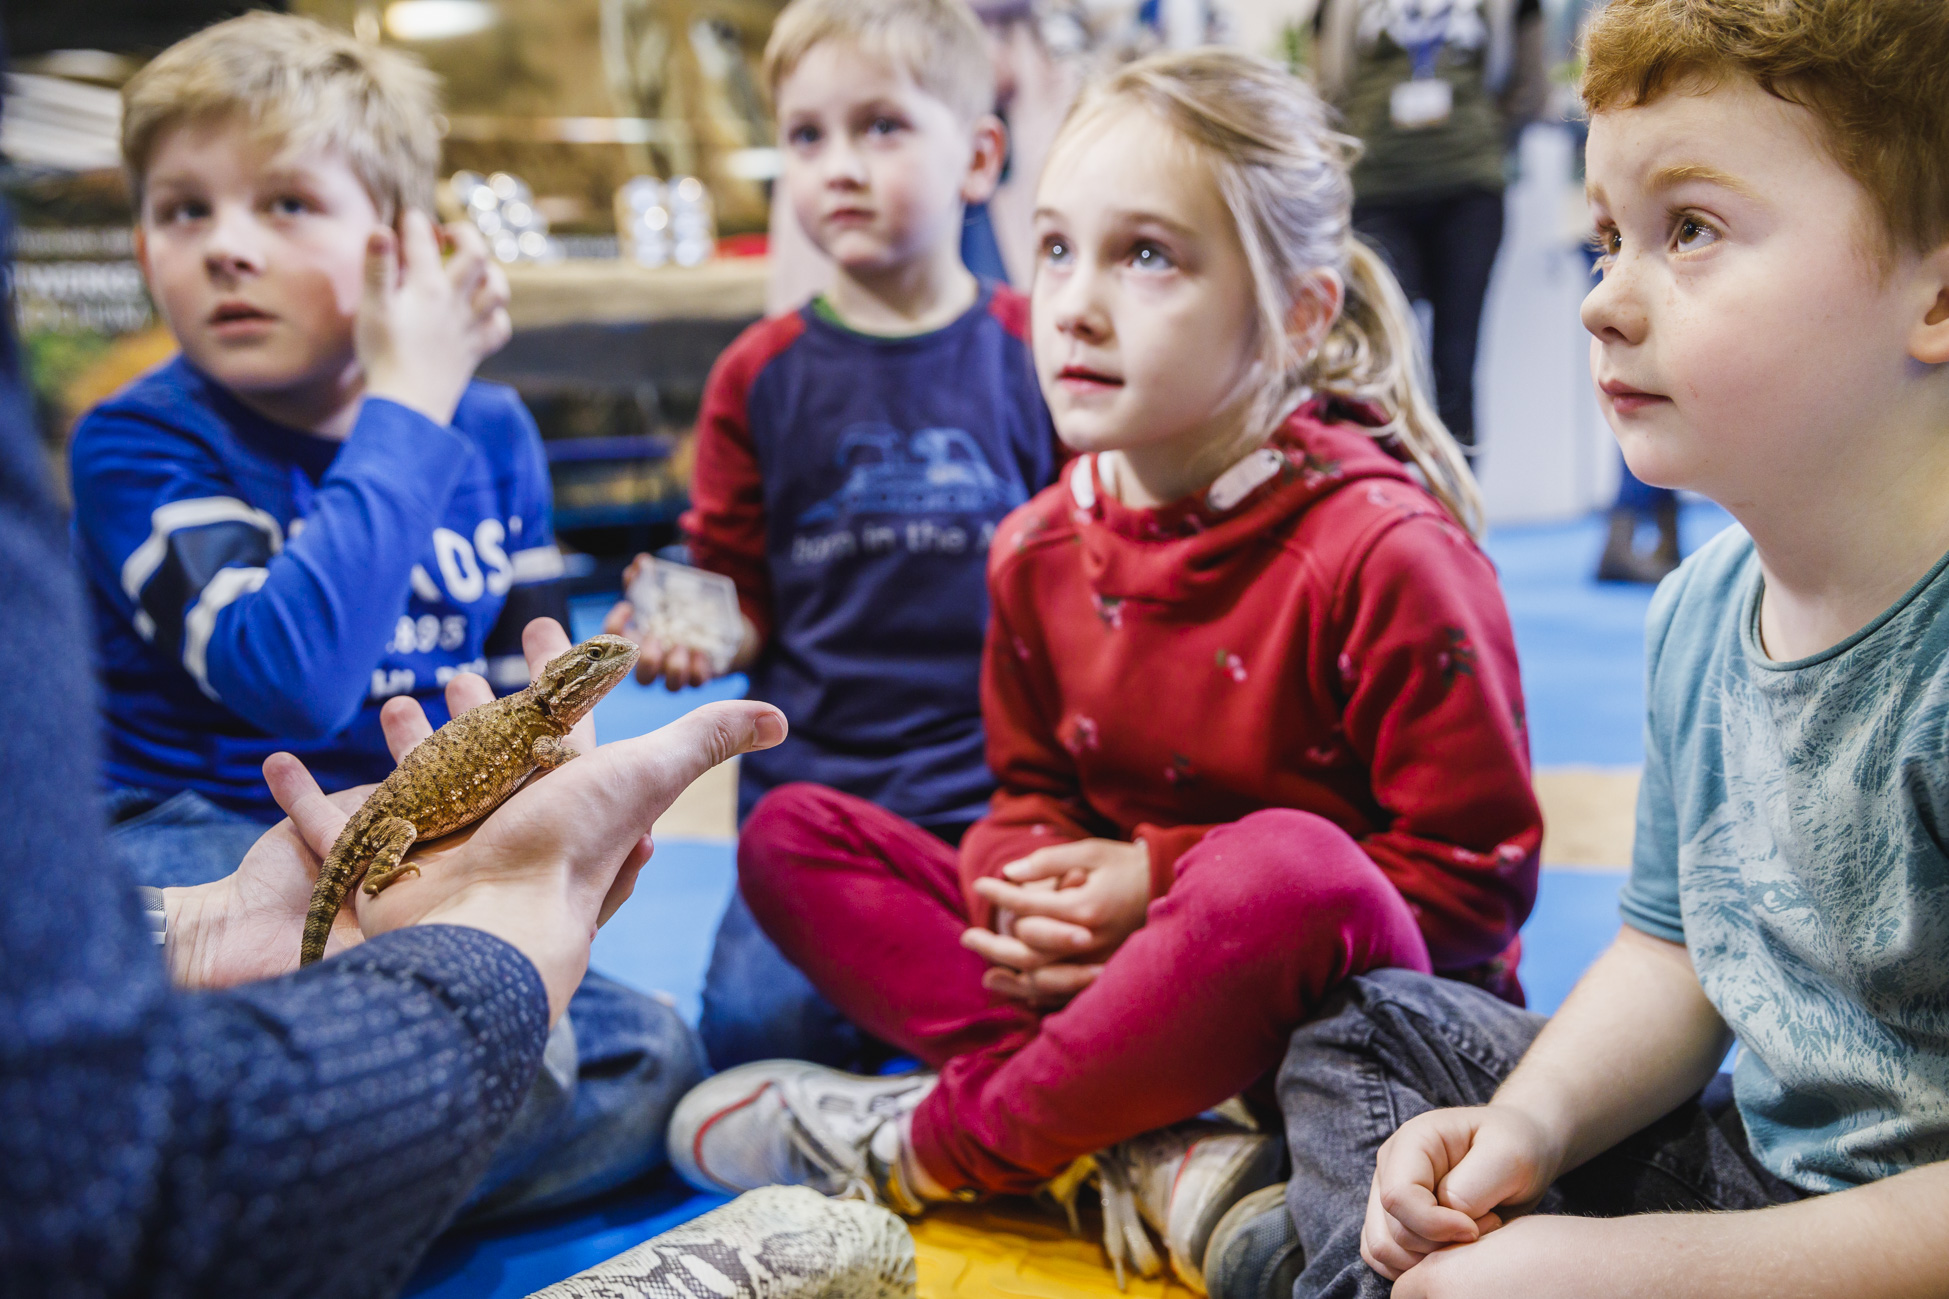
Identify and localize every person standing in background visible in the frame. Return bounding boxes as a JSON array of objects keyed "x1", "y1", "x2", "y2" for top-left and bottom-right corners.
[
  {"x1": 1309, "y1": 0, "x2": 1546, "y2": 466},
  {"x1": 1565, "y1": 0, "x2": 1683, "y2": 584}
]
